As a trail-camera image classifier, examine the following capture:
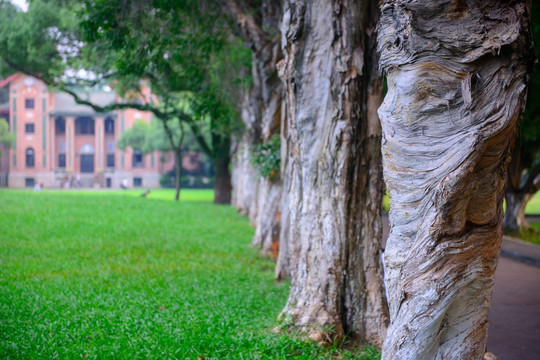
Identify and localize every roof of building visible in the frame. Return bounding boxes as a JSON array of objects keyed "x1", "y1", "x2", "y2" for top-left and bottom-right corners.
[
  {"x1": 50, "y1": 91, "x2": 117, "y2": 117},
  {"x1": 0, "y1": 73, "x2": 21, "y2": 88}
]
